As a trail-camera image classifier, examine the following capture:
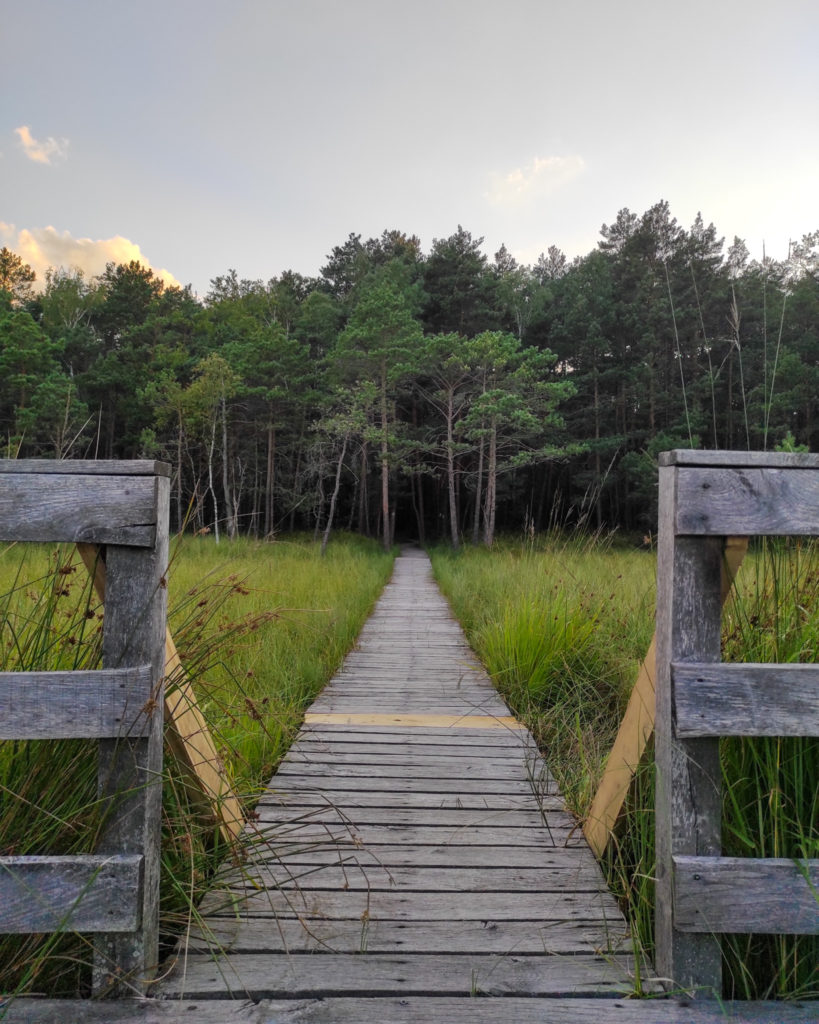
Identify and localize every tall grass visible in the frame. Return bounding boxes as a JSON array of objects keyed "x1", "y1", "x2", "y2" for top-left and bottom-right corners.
[
  {"x1": 430, "y1": 534, "x2": 818, "y2": 1002},
  {"x1": 0, "y1": 533, "x2": 394, "y2": 997}
]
